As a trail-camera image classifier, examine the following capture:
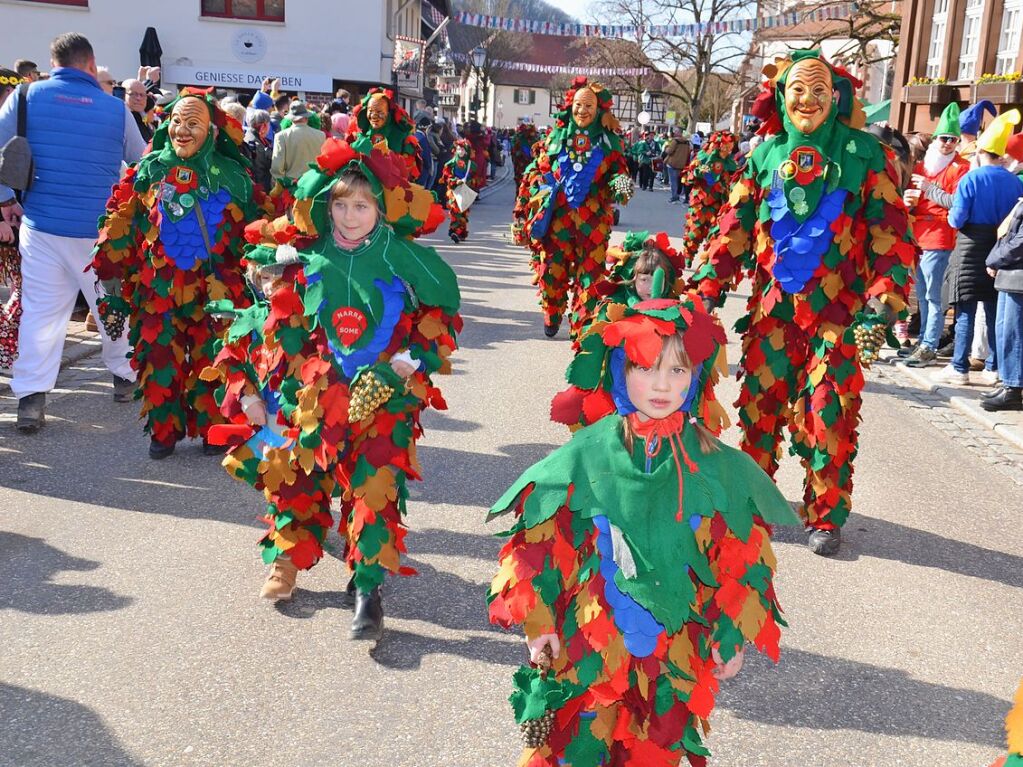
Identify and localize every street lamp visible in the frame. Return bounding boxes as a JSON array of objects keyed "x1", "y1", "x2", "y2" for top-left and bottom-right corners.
[{"x1": 470, "y1": 45, "x2": 486, "y2": 123}]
